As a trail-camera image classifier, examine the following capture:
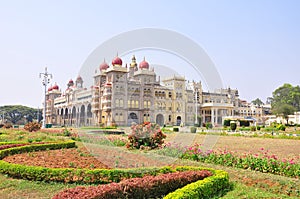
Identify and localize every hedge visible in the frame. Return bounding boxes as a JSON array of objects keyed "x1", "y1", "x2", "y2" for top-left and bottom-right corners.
[
  {"x1": 163, "y1": 169, "x2": 230, "y2": 199},
  {"x1": 0, "y1": 141, "x2": 76, "y2": 159},
  {"x1": 53, "y1": 170, "x2": 212, "y2": 199}
]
